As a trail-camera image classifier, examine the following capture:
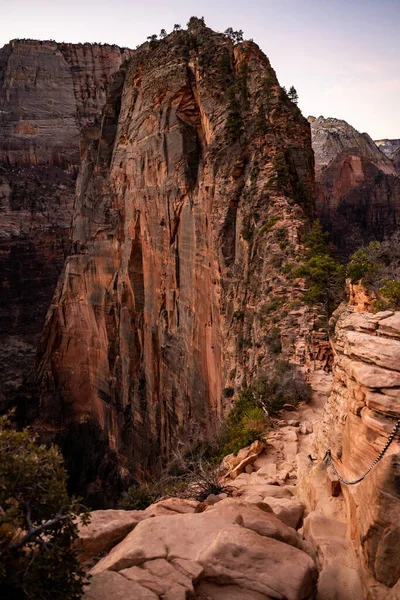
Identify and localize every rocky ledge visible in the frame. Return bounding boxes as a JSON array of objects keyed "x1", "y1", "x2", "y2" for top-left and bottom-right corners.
[
  {"x1": 79, "y1": 496, "x2": 317, "y2": 600},
  {"x1": 302, "y1": 302, "x2": 400, "y2": 599}
]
